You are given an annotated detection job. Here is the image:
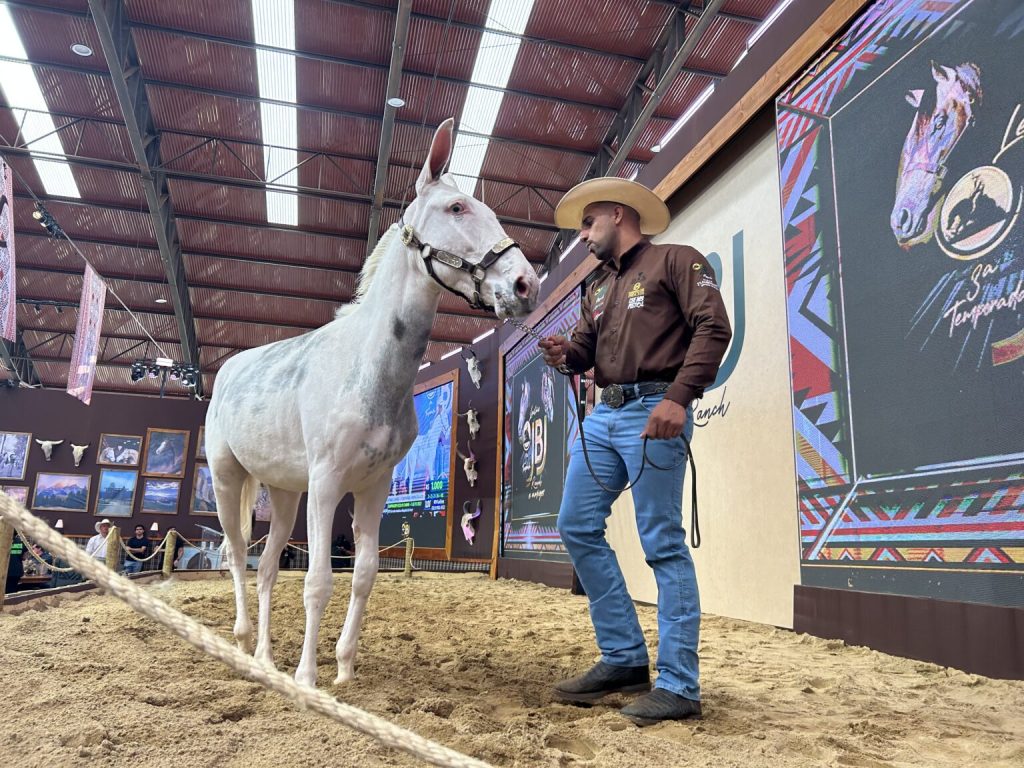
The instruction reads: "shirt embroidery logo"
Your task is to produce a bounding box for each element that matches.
[627,280,645,310]
[592,284,608,320]
[697,274,720,291]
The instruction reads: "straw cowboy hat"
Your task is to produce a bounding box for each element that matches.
[95,518,112,532]
[554,178,670,236]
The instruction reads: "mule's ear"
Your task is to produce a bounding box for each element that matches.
[905,89,924,109]
[416,118,455,194]
[931,61,956,83]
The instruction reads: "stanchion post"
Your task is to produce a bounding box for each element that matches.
[162,530,177,578]
[404,537,413,578]
[105,525,120,572]
[0,519,14,610]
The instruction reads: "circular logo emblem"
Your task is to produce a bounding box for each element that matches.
[938,166,1020,260]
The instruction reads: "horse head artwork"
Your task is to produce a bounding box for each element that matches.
[205,118,539,687]
[891,61,982,248]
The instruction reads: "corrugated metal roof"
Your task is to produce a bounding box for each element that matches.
[135,29,261,96]
[525,0,671,58]
[177,219,367,269]
[148,86,262,143]
[127,0,255,41]
[185,254,357,301]
[8,0,779,395]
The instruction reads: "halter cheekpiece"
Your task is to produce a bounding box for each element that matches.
[400,222,519,312]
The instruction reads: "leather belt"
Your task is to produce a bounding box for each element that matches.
[600,381,671,409]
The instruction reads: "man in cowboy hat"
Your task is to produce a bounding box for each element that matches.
[539,177,731,726]
[85,518,113,561]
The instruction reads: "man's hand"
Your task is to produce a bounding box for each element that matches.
[641,398,687,440]
[538,335,569,368]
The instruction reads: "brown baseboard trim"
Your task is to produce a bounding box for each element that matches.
[496,557,575,589]
[795,585,1024,680]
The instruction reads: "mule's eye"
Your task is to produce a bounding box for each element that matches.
[933,113,947,133]
[449,202,465,214]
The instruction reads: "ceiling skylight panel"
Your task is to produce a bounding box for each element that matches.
[450,0,536,196]
[0,6,80,198]
[251,0,297,226]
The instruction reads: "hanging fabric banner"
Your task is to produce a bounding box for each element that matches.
[0,155,15,342]
[67,264,106,404]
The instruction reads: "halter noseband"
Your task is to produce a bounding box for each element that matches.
[400,223,520,312]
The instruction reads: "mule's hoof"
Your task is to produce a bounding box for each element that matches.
[254,650,276,669]
[333,668,354,685]
[294,668,317,689]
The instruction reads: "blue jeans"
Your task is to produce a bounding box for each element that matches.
[123,560,142,574]
[557,393,700,700]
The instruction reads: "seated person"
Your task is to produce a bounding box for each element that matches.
[6,533,25,594]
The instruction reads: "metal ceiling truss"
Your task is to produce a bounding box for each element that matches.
[543,0,728,271]
[1,333,41,387]
[87,0,203,392]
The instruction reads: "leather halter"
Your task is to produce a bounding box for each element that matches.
[400,222,520,312]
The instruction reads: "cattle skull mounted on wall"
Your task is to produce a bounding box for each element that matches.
[71,443,89,467]
[459,402,480,440]
[462,348,482,389]
[35,439,63,461]
[456,443,478,487]
[461,499,482,545]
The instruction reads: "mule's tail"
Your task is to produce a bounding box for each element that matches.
[239,475,259,546]
[219,475,259,567]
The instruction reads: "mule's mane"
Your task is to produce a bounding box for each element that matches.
[336,224,400,318]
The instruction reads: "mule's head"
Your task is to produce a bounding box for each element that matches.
[405,119,540,319]
[891,62,981,247]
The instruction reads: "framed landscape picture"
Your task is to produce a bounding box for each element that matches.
[1,485,29,505]
[32,473,90,512]
[97,433,143,466]
[190,462,217,516]
[143,428,189,478]
[95,468,139,518]
[196,425,206,460]
[0,431,31,481]
[140,478,181,515]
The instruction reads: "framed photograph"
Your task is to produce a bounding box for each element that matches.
[253,485,271,522]
[94,468,138,518]
[142,428,189,478]
[1,485,29,505]
[190,462,217,516]
[140,478,181,515]
[196,426,206,460]
[0,431,32,481]
[97,433,143,466]
[32,473,91,512]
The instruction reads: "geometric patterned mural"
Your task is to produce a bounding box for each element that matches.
[777,0,1024,603]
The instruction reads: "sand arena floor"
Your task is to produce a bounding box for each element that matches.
[1,572,1022,768]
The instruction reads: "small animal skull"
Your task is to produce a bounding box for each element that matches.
[456,444,478,487]
[460,404,480,440]
[35,439,63,461]
[71,443,89,467]
[461,499,482,545]
[462,349,482,389]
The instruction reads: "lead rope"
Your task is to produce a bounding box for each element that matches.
[504,319,700,549]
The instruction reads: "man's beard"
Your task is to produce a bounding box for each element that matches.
[589,238,614,261]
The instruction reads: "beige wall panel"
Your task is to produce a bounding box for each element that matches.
[605,129,800,628]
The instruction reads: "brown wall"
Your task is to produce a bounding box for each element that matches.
[0,387,310,542]
[416,332,502,561]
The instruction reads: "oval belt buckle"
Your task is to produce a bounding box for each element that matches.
[602,383,624,408]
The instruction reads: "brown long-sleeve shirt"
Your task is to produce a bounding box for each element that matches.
[564,240,732,407]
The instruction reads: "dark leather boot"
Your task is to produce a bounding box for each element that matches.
[552,661,650,703]
[620,688,702,726]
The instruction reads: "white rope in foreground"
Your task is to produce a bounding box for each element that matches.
[0,495,492,768]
